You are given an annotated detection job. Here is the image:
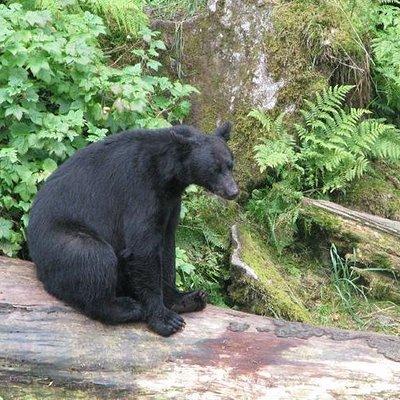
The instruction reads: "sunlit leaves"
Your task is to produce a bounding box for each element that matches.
[0,2,197,256]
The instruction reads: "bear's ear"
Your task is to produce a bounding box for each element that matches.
[169,128,196,156]
[215,121,232,142]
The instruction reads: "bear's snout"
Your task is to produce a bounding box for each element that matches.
[220,178,239,200]
[223,185,239,200]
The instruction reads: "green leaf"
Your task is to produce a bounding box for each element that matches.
[147,60,162,71]
[42,158,57,173]
[25,11,52,27]
[2,196,15,210]
[5,105,26,121]
[152,40,166,50]
[0,88,10,105]
[0,218,13,240]
[28,55,51,76]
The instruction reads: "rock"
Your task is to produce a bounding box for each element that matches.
[1,256,400,399]
[152,0,370,190]
[229,224,311,322]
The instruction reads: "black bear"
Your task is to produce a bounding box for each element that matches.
[27,122,238,336]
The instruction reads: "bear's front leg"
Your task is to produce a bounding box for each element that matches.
[162,202,208,313]
[121,237,185,337]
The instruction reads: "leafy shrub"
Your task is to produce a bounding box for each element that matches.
[0,2,197,256]
[175,247,196,289]
[248,85,400,249]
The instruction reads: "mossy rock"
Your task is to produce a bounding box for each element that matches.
[229,224,311,322]
[154,0,371,190]
[338,162,400,222]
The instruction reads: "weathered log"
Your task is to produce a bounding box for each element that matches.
[1,256,400,399]
[303,198,400,238]
[300,198,400,276]
[229,224,312,322]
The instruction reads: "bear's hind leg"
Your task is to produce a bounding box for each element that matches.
[163,282,207,313]
[35,227,143,325]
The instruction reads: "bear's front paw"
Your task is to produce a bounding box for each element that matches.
[147,310,185,337]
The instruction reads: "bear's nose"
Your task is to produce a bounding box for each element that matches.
[225,185,239,200]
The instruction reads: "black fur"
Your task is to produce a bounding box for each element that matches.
[27,123,238,337]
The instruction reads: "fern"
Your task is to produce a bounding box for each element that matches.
[250,85,400,195]
[83,0,147,36]
[248,85,400,250]
[371,0,400,119]
[248,109,287,138]
[35,0,147,36]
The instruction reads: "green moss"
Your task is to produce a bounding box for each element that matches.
[263,21,328,110]
[353,267,400,304]
[229,225,311,322]
[338,162,400,221]
[299,205,360,253]
[269,0,373,107]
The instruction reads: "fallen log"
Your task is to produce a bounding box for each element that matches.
[300,198,400,276]
[303,198,400,238]
[1,256,400,399]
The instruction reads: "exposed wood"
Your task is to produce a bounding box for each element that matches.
[1,256,400,399]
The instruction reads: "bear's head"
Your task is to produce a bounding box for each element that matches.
[174,122,239,200]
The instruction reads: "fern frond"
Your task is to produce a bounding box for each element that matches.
[248,110,287,138]
[82,0,147,35]
[35,0,147,36]
[252,85,400,197]
[254,137,297,172]
[379,0,400,5]
[372,125,400,161]
[248,109,273,130]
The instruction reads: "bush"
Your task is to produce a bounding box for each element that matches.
[35,0,148,38]
[0,2,197,256]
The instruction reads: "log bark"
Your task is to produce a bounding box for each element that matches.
[1,256,400,399]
